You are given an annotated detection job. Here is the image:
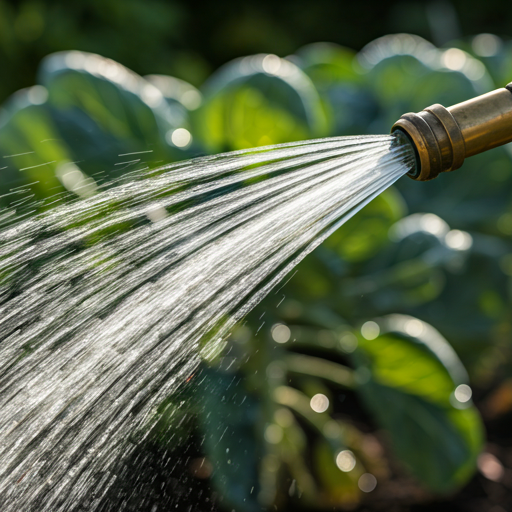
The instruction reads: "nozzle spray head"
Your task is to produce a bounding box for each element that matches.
[392,83,512,181]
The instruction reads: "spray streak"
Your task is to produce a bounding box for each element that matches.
[3,151,36,158]
[0,134,415,510]
[19,161,56,171]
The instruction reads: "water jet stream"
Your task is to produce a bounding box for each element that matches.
[0,134,414,510]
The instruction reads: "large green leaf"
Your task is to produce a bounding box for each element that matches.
[463,35,512,88]
[0,87,72,207]
[354,34,512,225]
[197,367,261,512]
[357,34,493,133]
[38,51,192,180]
[323,186,406,262]
[194,53,328,151]
[293,42,377,136]
[145,74,202,114]
[353,314,484,492]
[295,43,361,85]
[313,438,362,507]
[406,233,512,375]
[340,213,464,314]
[0,53,202,212]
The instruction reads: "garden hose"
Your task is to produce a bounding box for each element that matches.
[392,82,512,181]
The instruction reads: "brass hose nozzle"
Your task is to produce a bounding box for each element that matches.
[392,83,512,180]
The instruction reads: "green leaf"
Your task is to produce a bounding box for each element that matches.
[464,35,512,88]
[38,51,192,179]
[145,74,203,113]
[313,439,362,507]
[0,87,71,207]
[357,34,493,133]
[324,186,406,262]
[359,383,482,492]
[340,213,456,312]
[295,43,361,85]
[197,366,261,512]
[353,314,484,492]
[285,353,356,389]
[293,42,376,136]
[194,54,328,151]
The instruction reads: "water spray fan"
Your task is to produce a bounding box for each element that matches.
[392,82,512,181]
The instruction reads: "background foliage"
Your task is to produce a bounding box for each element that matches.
[1,1,512,511]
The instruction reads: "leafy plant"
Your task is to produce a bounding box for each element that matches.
[1,33,512,510]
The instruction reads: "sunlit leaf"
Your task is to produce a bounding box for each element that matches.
[197,367,262,512]
[324,186,406,262]
[353,314,484,492]
[357,34,493,133]
[313,439,361,507]
[293,42,377,136]
[38,51,192,181]
[194,54,328,151]
[0,87,71,208]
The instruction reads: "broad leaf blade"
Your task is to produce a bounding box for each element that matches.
[353,314,484,492]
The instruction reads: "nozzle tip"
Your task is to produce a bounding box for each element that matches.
[391,104,465,181]
[392,128,420,179]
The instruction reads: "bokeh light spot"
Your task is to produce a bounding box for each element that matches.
[465,60,486,81]
[262,54,282,75]
[27,85,48,105]
[361,321,380,340]
[168,128,192,148]
[445,229,473,250]
[339,332,358,353]
[310,393,329,413]
[442,48,467,71]
[336,450,356,472]
[358,473,377,492]
[56,162,97,198]
[264,424,283,444]
[472,34,502,57]
[271,324,291,344]
[181,89,202,110]
[454,384,472,403]
[146,205,168,223]
[404,319,424,337]
[478,452,504,481]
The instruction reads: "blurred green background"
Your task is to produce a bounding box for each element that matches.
[2,0,512,511]
[1,0,512,104]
